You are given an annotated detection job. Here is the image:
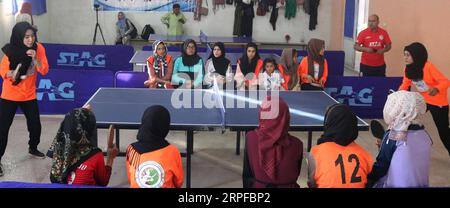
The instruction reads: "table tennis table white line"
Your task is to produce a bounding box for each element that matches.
[214,90,325,122]
[321,91,369,126]
[83,88,102,108]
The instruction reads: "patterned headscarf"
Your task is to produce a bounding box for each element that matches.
[383,91,426,141]
[152,40,169,77]
[48,108,101,184]
[255,96,291,180]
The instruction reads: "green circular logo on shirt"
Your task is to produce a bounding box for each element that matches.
[136,161,165,188]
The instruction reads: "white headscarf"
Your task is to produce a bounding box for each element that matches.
[383,91,426,141]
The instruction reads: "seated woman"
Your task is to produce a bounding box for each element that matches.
[47,107,118,186]
[243,96,303,188]
[204,42,233,89]
[144,40,174,89]
[298,39,328,91]
[234,42,263,90]
[115,12,136,45]
[279,48,299,91]
[126,105,183,188]
[171,39,204,89]
[259,58,285,91]
[307,104,373,188]
[367,91,431,188]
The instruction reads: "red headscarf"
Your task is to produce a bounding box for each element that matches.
[254,96,291,180]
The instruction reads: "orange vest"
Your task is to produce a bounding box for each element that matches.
[126,144,184,188]
[310,142,373,188]
[0,43,49,101]
[237,59,264,87]
[277,64,289,90]
[297,57,328,85]
[399,61,449,106]
[147,55,173,76]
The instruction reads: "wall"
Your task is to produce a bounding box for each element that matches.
[369,0,450,79]
[2,0,345,50]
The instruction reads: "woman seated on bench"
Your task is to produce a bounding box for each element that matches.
[204,42,233,89]
[144,40,174,89]
[171,39,204,89]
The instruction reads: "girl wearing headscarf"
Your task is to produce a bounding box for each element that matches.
[0,22,49,176]
[234,42,263,90]
[126,106,183,188]
[48,108,118,186]
[204,42,233,89]
[145,40,174,89]
[307,104,373,188]
[298,38,328,91]
[115,12,135,45]
[366,91,431,188]
[243,96,303,188]
[399,42,449,156]
[171,39,204,89]
[279,48,299,90]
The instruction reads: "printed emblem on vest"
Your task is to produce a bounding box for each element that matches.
[379,35,384,40]
[135,161,165,188]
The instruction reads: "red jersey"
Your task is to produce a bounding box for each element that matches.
[357,27,391,67]
[66,152,112,186]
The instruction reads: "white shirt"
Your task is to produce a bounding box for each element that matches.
[260,71,284,91]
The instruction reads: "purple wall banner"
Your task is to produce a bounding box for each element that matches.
[325,76,403,119]
[43,43,134,72]
[34,69,114,114]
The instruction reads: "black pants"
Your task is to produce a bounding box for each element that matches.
[0,99,41,160]
[360,64,386,77]
[301,83,323,91]
[427,104,450,156]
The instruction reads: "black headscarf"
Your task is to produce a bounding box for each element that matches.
[181,39,202,67]
[208,42,231,76]
[1,22,38,85]
[317,104,358,147]
[239,42,261,76]
[131,105,171,154]
[48,108,101,183]
[404,42,428,81]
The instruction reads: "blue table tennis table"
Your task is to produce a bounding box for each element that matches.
[85,88,368,188]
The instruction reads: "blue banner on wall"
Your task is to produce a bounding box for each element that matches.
[0,69,113,114]
[35,69,114,114]
[325,76,403,119]
[43,43,134,72]
[12,0,47,15]
[94,0,195,12]
[344,0,356,38]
